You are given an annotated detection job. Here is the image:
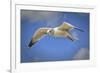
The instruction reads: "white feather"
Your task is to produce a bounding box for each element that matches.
[54,27,58,31]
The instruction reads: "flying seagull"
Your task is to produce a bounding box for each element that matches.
[28,22,84,48]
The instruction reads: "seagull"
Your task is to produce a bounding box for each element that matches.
[28,22,84,48]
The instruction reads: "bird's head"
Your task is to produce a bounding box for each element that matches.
[47,28,54,35]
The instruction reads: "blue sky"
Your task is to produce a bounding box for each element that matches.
[21,10,90,63]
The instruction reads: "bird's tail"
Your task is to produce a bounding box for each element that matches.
[74,27,84,32]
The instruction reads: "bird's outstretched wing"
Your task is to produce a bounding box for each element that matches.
[57,22,74,31]
[58,22,84,32]
[28,28,51,48]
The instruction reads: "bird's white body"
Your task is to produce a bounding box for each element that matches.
[52,28,67,37]
[28,22,83,48]
[53,27,58,32]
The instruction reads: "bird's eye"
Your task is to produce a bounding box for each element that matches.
[49,30,53,33]
[49,30,52,32]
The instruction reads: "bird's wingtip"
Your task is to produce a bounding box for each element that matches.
[28,40,37,48]
[28,40,33,48]
[74,27,84,32]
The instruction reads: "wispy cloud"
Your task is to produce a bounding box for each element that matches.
[73,48,89,60]
[21,10,64,27]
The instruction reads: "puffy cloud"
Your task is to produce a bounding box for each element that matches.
[73,48,89,60]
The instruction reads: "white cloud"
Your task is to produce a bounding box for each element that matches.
[21,10,64,27]
[73,48,89,60]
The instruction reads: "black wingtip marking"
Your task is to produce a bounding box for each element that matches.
[28,40,37,48]
[28,40,33,48]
